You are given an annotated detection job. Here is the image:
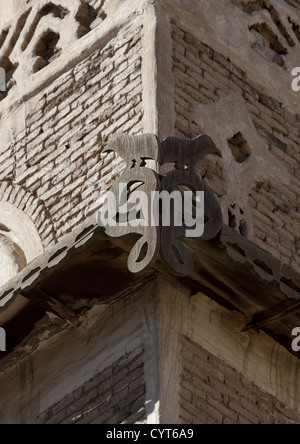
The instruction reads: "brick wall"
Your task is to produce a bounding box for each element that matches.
[179,336,299,424]
[172,22,300,272]
[0,24,143,248]
[36,345,146,424]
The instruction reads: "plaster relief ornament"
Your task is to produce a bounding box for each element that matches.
[98,133,223,276]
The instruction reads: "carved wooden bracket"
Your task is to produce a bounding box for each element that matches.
[99,133,223,276]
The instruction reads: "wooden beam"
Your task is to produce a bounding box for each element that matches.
[242,299,300,332]
[21,288,78,325]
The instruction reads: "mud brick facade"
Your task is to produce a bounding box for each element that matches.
[172,22,300,271]
[179,337,299,425]
[0,0,300,425]
[36,345,146,425]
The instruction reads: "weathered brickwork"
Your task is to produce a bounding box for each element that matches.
[0,25,143,248]
[172,22,300,271]
[179,336,299,424]
[36,345,146,424]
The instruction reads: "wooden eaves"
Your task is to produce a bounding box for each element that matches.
[0,213,300,357]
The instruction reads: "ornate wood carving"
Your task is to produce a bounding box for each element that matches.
[99,132,223,276]
[102,133,161,274]
[160,135,223,275]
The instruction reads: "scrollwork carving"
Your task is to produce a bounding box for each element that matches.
[98,133,223,276]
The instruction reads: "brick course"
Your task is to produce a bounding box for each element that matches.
[0,25,143,249]
[36,345,146,424]
[172,22,300,271]
[179,336,299,424]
